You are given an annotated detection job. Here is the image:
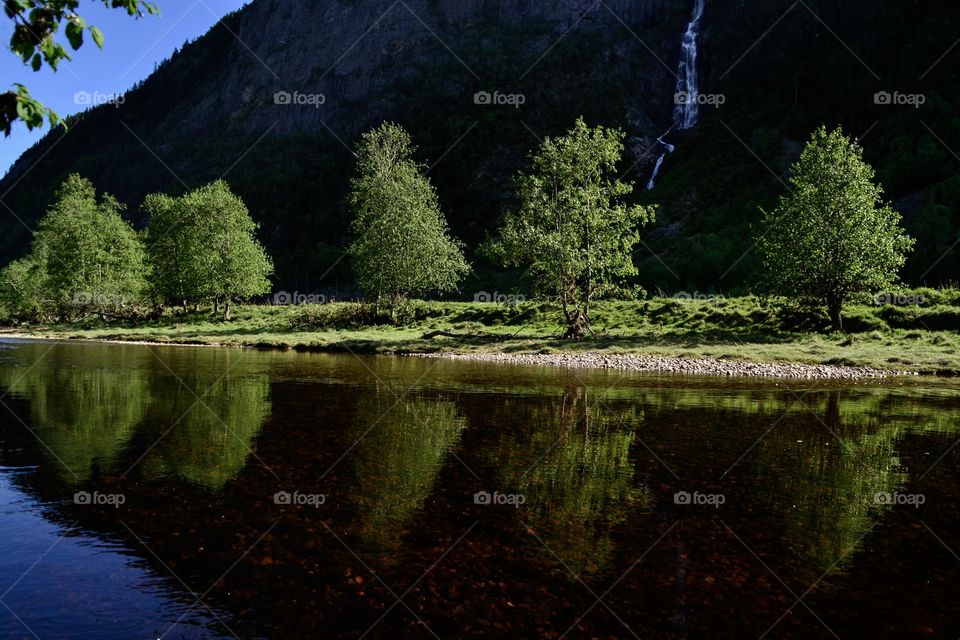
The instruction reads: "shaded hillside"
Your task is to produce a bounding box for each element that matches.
[3,0,960,294]
[644,0,960,291]
[0,0,685,292]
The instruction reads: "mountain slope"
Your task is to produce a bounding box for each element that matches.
[3,0,960,294]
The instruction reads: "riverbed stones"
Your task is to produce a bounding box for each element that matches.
[415,352,910,380]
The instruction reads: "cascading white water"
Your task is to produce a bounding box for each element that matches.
[645,154,667,191]
[645,136,675,190]
[647,0,705,190]
[673,0,705,130]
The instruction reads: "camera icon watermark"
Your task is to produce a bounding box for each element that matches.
[73,490,126,508]
[874,91,925,108]
[274,91,326,108]
[673,490,725,508]
[274,490,326,507]
[474,490,526,508]
[874,491,924,508]
[72,292,126,306]
[473,90,526,109]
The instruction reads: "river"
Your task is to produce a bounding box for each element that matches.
[0,339,957,638]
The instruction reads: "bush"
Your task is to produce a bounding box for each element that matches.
[288,302,424,330]
[289,304,375,330]
[841,308,886,333]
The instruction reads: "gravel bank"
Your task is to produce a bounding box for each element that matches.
[416,352,912,379]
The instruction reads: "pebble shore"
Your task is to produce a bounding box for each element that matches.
[417,351,912,380]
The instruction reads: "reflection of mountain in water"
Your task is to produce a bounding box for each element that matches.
[351,394,466,549]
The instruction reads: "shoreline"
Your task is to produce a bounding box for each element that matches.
[0,330,915,380]
[0,331,224,349]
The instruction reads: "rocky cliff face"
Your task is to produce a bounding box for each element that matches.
[162,0,682,140]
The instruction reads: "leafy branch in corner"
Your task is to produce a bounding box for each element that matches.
[1,0,159,135]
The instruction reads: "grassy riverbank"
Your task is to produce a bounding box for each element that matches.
[4,295,960,375]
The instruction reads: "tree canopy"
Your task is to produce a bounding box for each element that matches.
[144,180,273,318]
[757,126,915,331]
[488,117,655,338]
[348,122,469,308]
[0,173,148,320]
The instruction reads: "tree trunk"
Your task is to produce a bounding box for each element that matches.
[223,301,231,321]
[562,308,590,340]
[827,296,843,332]
[825,391,841,430]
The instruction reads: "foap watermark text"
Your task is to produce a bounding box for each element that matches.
[474,291,525,305]
[674,490,725,508]
[474,490,525,508]
[474,90,525,108]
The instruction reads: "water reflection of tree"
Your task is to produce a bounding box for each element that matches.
[0,346,273,491]
[351,394,466,549]
[139,366,271,491]
[0,351,151,482]
[756,391,909,573]
[491,387,648,576]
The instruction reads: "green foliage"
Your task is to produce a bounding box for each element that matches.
[0,83,61,134]
[0,255,43,319]
[0,173,148,320]
[141,351,271,490]
[0,345,153,482]
[757,127,915,331]
[348,122,470,306]
[2,0,159,134]
[351,395,466,549]
[141,192,195,306]
[488,117,655,339]
[144,180,273,318]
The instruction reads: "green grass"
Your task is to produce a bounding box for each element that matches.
[5,295,960,375]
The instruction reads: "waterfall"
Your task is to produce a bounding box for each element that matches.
[645,137,675,190]
[647,0,705,190]
[673,0,706,130]
[646,154,667,191]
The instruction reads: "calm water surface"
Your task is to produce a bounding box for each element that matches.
[0,338,958,639]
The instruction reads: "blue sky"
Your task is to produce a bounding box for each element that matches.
[0,0,251,174]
